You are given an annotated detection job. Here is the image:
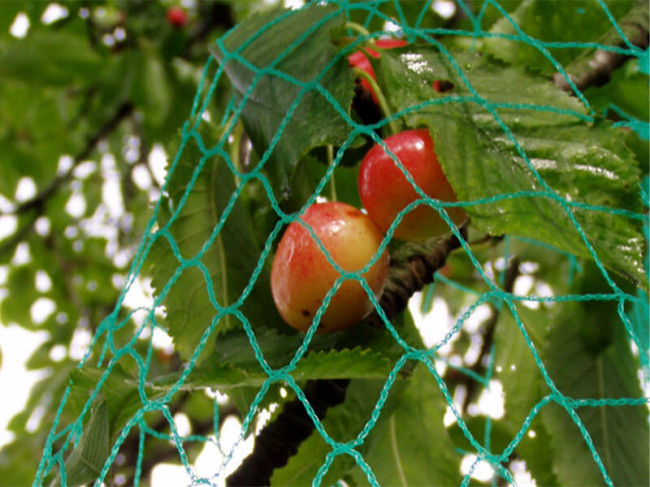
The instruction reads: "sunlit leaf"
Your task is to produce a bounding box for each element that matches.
[375,46,646,290]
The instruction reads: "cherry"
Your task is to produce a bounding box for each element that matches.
[271,202,389,333]
[166,6,187,27]
[348,38,407,103]
[358,129,466,241]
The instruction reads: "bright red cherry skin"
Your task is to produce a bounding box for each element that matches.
[358,129,466,241]
[166,6,187,27]
[348,39,407,103]
[271,202,389,333]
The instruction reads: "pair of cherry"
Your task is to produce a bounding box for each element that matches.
[271,38,465,333]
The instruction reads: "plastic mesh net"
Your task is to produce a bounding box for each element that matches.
[35,1,649,486]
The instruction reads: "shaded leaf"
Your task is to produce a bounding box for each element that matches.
[56,401,110,487]
[179,347,394,390]
[270,378,407,487]
[492,305,558,485]
[209,4,354,202]
[269,312,425,485]
[149,127,281,363]
[540,263,649,486]
[347,365,462,486]
[0,30,104,86]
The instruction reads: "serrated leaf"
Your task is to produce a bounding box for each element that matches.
[483,0,638,75]
[184,347,394,390]
[209,4,354,202]
[67,365,144,435]
[539,263,649,486]
[269,312,424,485]
[149,128,282,363]
[291,348,394,381]
[375,46,646,290]
[201,306,423,379]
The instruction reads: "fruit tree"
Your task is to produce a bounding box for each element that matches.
[0,1,648,486]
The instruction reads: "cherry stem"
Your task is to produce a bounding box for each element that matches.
[344,21,371,38]
[353,67,399,135]
[229,119,243,180]
[327,144,337,201]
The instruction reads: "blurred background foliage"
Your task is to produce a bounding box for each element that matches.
[0,1,286,483]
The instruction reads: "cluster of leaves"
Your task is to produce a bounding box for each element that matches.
[1,1,648,486]
[146,1,648,485]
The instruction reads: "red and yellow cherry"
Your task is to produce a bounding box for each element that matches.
[271,202,389,333]
[166,6,188,27]
[358,129,466,241]
[348,38,407,103]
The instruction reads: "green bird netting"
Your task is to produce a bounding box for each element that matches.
[35,0,649,486]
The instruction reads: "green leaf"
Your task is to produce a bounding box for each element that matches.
[172,311,421,390]
[0,2,24,37]
[0,30,104,86]
[0,264,37,327]
[131,51,172,128]
[0,432,48,486]
[269,312,425,485]
[585,60,650,122]
[207,305,422,378]
[0,82,81,194]
[492,305,559,485]
[181,347,394,390]
[347,365,462,486]
[209,5,354,202]
[67,364,150,438]
[483,0,639,75]
[375,46,646,290]
[56,401,110,487]
[540,263,649,486]
[149,127,282,363]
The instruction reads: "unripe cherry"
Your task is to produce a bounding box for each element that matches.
[271,202,389,333]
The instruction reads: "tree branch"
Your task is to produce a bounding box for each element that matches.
[553,2,649,92]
